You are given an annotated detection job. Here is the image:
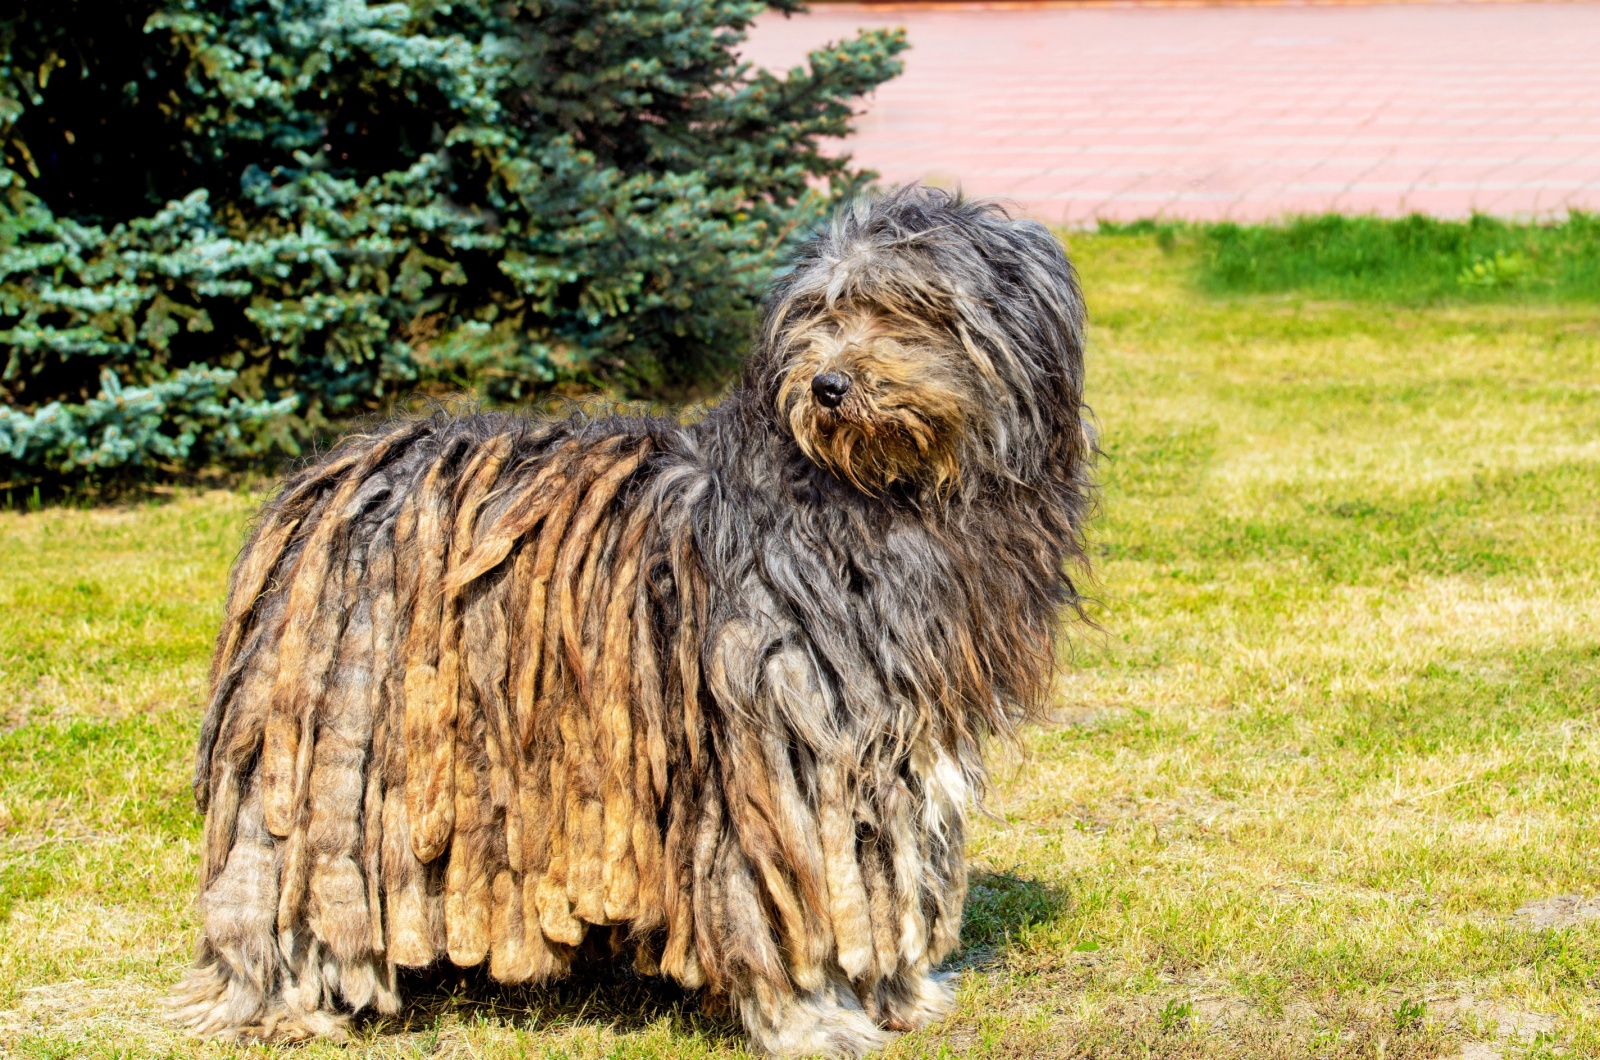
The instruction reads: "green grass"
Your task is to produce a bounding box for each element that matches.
[3,223,1599,1057]
[1106,212,1600,303]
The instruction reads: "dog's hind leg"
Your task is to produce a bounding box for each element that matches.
[736,969,892,1059]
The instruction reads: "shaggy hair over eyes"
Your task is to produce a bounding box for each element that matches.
[172,186,1094,1057]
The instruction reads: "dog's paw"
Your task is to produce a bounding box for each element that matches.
[740,986,894,1058]
[882,971,956,1033]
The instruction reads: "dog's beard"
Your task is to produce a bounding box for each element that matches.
[774,311,971,494]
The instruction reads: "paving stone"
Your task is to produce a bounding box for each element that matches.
[744,2,1600,222]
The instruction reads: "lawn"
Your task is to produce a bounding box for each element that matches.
[2,221,1598,1058]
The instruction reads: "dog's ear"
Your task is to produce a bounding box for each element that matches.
[1006,217,1087,379]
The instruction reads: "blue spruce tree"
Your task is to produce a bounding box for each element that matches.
[0,0,904,483]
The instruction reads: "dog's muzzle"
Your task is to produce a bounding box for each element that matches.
[811,371,852,408]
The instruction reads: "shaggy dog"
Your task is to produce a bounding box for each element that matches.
[173,186,1093,1057]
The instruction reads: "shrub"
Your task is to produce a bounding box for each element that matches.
[0,0,905,485]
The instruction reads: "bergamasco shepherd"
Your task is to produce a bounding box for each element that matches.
[174,186,1094,1056]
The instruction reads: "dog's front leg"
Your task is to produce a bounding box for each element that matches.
[736,970,892,1059]
[862,968,958,1033]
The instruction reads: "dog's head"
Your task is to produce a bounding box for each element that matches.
[751,186,1087,496]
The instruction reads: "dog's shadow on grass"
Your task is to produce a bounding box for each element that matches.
[953,868,1070,969]
[365,953,743,1048]
[354,869,1063,1046]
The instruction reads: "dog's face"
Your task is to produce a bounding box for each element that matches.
[772,302,975,494]
[755,188,1087,498]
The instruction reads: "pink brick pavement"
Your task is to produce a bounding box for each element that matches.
[742,2,1600,223]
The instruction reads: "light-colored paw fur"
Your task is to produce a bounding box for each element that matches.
[881,970,956,1033]
[167,959,269,1039]
[740,974,895,1058]
[167,957,351,1043]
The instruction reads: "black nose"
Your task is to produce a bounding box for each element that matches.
[811,371,852,408]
